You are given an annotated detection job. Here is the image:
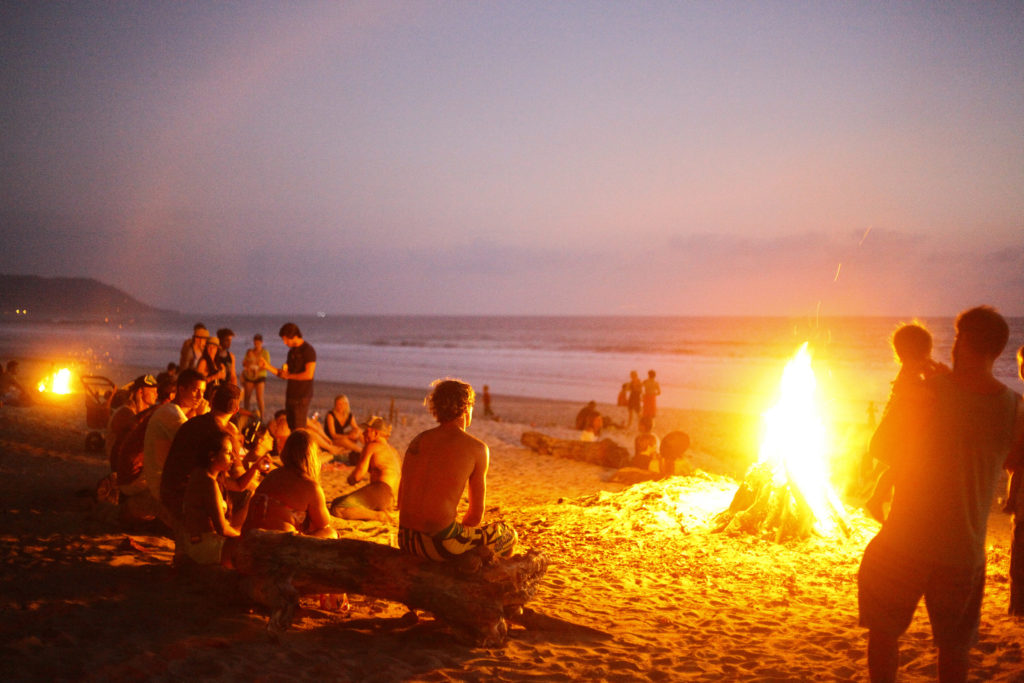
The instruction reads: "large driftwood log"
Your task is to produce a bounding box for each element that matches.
[521,431,629,468]
[233,531,548,646]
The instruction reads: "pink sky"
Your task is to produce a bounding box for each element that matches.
[2,2,1021,316]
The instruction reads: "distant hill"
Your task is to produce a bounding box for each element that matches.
[0,274,173,321]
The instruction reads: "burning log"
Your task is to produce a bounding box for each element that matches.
[520,431,629,468]
[711,463,813,542]
[233,531,548,646]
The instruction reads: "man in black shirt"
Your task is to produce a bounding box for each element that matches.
[262,322,317,430]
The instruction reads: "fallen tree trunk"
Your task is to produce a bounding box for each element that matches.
[521,431,629,468]
[233,531,548,646]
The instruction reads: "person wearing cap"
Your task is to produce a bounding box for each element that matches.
[242,333,271,419]
[330,416,400,522]
[397,379,517,560]
[106,374,158,471]
[178,323,210,371]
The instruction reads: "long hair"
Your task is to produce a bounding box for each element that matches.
[280,429,320,483]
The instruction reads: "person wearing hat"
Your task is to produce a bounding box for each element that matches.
[178,323,210,371]
[106,374,158,471]
[242,334,271,419]
[329,416,400,522]
[195,334,226,396]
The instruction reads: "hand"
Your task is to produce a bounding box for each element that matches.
[347,471,360,486]
[257,455,273,473]
[257,358,269,369]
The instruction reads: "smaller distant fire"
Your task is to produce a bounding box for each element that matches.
[38,368,73,395]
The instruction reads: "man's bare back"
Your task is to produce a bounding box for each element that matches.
[398,421,489,534]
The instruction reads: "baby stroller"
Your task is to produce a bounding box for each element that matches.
[80,375,115,452]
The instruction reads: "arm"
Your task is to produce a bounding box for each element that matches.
[226,352,237,385]
[205,476,240,537]
[280,361,315,382]
[306,484,337,539]
[348,443,374,485]
[462,443,489,527]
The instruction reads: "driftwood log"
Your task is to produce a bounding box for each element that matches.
[521,431,629,468]
[233,531,548,646]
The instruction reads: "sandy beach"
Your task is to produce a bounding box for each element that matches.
[2,360,1023,682]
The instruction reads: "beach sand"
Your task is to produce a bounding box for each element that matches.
[2,362,1023,681]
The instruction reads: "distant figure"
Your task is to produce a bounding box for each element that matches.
[242,333,270,419]
[857,306,1023,683]
[261,322,316,430]
[330,416,400,522]
[641,370,660,420]
[863,323,949,523]
[482,385,495,418]
[659,431,691,478]
[397,379,517,560]
[0,360,33,406]
[178,323,209,371]
[244,430,337,539]
[632,415,659,470]
[178,431,247,567]
[575,400,603,439]
[627,370,642,429]
[1004,344,1024,617]
[324,394,364,462]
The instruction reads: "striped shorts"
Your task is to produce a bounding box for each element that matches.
[398,520,517,561]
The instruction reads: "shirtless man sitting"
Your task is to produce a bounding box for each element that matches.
[397,379,517,560]
[330,416,399,522]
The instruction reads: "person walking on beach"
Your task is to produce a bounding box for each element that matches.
[641,370,660,420]
[627,370,642,429]
[857,306,1023,683]
[261,322,316,430]
[397,379,517,560]
[242,334,270,419]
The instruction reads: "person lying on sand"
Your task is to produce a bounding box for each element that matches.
[397,379,516,560]
[268,409,342,459]
[243,429,336,539]
[178,431,248,568]
[330,416,399,522]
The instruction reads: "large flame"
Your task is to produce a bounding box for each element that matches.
[38,368,73,394]
[758,343,844,532]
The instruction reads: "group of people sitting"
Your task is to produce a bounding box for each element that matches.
[99,324,519,572]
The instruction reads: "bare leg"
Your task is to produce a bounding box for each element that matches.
[243,381,253,413]
[867,631,899,683]
[255,382,265,420]
[937,645,969,683]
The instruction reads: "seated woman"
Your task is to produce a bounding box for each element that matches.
[324,395,364,463]
[178,432,249,567]
[244,430,337,539]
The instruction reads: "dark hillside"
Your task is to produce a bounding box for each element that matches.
[0,274,172,321]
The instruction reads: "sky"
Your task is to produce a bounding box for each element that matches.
[2,1,1022,317]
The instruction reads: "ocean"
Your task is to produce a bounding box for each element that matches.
[3,314,1022,422]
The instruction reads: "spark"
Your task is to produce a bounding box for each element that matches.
[833,263,842,282]
[858,226,872,246]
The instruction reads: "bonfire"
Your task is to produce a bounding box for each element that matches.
[714,344,850,542]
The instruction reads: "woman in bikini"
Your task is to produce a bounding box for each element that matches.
[243,429,337,539]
